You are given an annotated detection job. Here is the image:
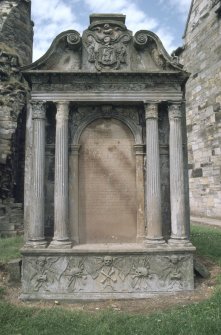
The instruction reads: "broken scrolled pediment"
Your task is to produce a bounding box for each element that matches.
[23,30,82,71]
[133,30,182,71]
[23,14,184,73]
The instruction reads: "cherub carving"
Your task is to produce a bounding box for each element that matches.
[161,255,189,290]
[28,257,59,292]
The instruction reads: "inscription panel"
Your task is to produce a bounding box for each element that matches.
[79,118,136,243]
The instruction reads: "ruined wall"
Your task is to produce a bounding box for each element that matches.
[0,0,33,65]
[0,0,33,235]
[179,0,221,219]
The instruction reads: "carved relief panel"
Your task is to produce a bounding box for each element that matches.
[22,253,194,297]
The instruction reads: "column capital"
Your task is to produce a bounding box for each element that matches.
[70,144,81,155]
[134,144,145,155]
[144,102,159,120]
[168,102,182,119]
[56,101,69,121]
[31,101,46,120]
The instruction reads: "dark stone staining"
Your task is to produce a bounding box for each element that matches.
[186,124,192,132]
[0,155,13,199]
[213,102,220,113]
[192,168,203,178]
[13,108,26,203]
[188,164,193,170]
[215,111,221,122]
[200,162,212,167]
[46,105,56,145]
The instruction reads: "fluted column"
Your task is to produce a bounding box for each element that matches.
[27,101,47,247]
[168,102,188,243]
[144,102,164,244]
[50,102,71,248]
[134,144,145,242]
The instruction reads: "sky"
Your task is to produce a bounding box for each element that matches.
[31,0,192,61]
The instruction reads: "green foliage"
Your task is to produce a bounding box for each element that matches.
[0,292,220,335]
[190,225,221,265]
[0,287,6,300]
[0,236,23,263]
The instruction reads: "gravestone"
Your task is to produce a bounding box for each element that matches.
[20,14,195,301]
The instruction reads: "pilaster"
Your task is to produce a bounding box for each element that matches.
[134,144,145,242]
[69,144,81,245]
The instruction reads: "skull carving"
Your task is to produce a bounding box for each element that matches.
[103,256,113,266]
[135,267,149,277]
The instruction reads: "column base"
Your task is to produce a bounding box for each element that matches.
[168,237,192,247]
[24,240,48,249]
[144,237,165,246]
[49,239,72,249]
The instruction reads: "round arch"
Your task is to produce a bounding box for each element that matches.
[72,113,143,145]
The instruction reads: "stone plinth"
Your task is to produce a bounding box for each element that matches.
[21,245,195,301]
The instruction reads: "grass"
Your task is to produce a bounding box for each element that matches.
[190,224,221,265]
[0,235,23,263]
[0,225,220,334]
[0,291,220,335]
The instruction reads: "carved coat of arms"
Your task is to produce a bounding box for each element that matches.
[84,22,131,71]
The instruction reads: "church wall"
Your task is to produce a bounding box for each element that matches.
[180,0,221,219]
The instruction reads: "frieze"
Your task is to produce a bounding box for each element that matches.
[22,253,194,295]
[29,73,182,87]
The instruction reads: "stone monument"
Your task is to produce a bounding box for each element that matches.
[21,14,195,300]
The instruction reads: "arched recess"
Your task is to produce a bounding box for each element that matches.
[69,110,144,244]
[69,111,145,244]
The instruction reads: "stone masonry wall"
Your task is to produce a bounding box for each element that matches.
[0,0,33,235]
[0,0,33,65]
[180,0,221,219]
